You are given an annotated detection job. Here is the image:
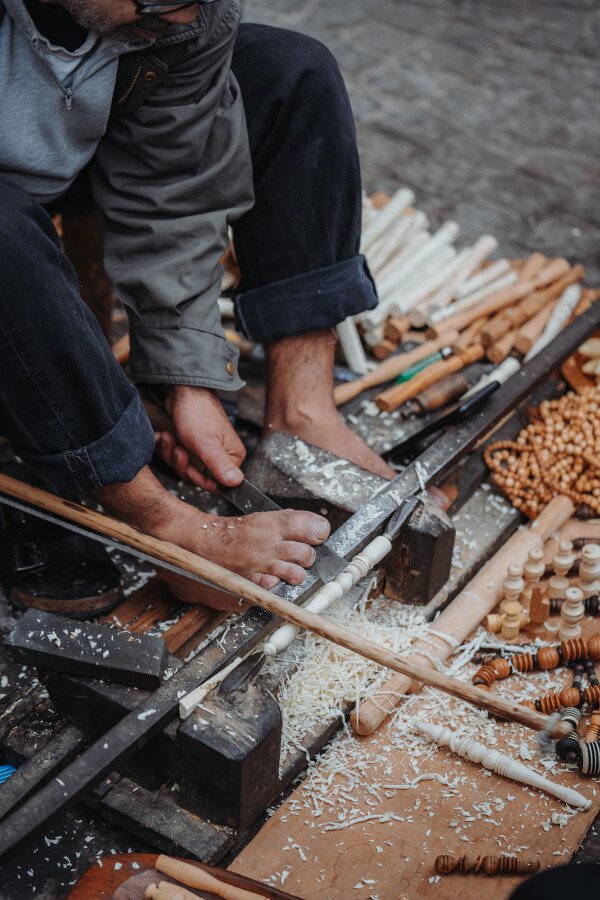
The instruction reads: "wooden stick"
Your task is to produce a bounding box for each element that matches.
[350,495,574,735]
[425,234,498,313]
[333,329,459,405]
[480,266,584,348]
[454,316,487,351]
[372,338,397,360]
[429,270,517,328]
[514,299,558,355]
[0,473,571,739]
[336,318,369,374]
[486,327,517,364]
[383,315,411,343]
[375,344,484,412]
[146,884,201,900]
[156,856,264,900]
[428,258,570,338]
[524,283,582,360]
[454,258,511,299]
[518,251,547,280]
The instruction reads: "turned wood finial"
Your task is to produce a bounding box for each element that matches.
[501,564,525,612]
[435,854,540,876]
[579,544,600,599]
[501,600,527,642]
[559,586,585,641]
[549,541,576,601]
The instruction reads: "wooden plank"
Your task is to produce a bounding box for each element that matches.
[102,578,173,628]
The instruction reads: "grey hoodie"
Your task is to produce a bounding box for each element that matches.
[0,0,252,392]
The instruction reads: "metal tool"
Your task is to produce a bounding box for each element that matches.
[385,379,501,465]
[219,477,348,583]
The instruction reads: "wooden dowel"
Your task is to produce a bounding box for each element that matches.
[350,494,575,735]
[454,258,511,299]
[486,328,517,364]
[156,856,263,900]
[429,258,570,338]
[372,338,397,360]
[146,883,201,900]
[519,251,547,280]
[0,474,571,739]
[375,344,484,412]
[454,316,487,351]
[333,330,459,405]
[425,234,498,313]
[480,265,584,347]
[514,300,557,355]
[383,315,411,343]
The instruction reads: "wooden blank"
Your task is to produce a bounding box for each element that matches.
[333,329,459,405]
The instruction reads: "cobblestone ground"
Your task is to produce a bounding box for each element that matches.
[244,0,600,282]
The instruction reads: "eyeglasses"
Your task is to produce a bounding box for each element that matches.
[133,0,218,16]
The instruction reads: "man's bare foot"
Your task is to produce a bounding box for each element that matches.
[264,330,396,480]
[94,467,330,609]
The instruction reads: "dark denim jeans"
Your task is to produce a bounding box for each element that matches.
[0,24,377,497]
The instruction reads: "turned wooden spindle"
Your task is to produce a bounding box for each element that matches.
[559,586,585,641]
[549,541,576,601]
[500,564,525,613]
[555,706,581,763]
[416,722,591,808]
[579,740,600,776]
[435,854,540,876]
[579,544,600,599]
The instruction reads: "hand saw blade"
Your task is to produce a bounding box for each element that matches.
[219,478,348,583]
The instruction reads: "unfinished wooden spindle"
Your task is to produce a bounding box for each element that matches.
[579,544,600,599]
[416,722,591,808]
[263,536,392,658]
[435,854,540,876]
[559,586,585,641]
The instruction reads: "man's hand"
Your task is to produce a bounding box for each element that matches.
[156,385,246,491]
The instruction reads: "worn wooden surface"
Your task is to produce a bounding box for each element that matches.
[231,615,600,899]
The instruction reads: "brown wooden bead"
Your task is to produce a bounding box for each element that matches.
[561,637,589,664]
[588,634,600,660]
[473,665,497,688]
[584,710,600,742]
[490,657,512,678]
[511,652,536,673]
[536,647,560,670]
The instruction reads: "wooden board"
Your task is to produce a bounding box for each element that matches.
[231,616,600,899]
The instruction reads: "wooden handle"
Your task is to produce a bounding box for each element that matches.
[413,372,469,414]
[333,329,459,405]
[375,344,484,412]
[383,315,410,343]
[156,856,264,900]
[430,258,570,338]
[350,494,575,735]
[0,474,572,739]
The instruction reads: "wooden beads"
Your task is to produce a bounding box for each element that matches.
[579,740,600,776]
[484,387,600,519]
[435,854,540,876]
[523,683,600,714]
[472,634,600,687]
[555,707,581,763]
[584,709,600,742]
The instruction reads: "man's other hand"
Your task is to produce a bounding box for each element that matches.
[156,385,246,491]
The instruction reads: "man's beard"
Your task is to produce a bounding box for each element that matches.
[60,0,170,42]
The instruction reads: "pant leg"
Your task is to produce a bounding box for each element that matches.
[230,24,377,343]
[0,175,154,497]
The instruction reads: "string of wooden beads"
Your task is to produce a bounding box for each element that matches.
[484,386,600,519]
[579,740,600,776]
[522,682,600,714]
[435,855,540,876]
[472,634,600,687]
[584,709,600,742]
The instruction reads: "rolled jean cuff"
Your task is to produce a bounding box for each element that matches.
[233,254,378,342]
[18,392,155,498]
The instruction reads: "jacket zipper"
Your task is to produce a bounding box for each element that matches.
[116,61,142,105]
[63,87,73,110]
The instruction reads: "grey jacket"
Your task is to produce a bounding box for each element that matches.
[3,0,252,391]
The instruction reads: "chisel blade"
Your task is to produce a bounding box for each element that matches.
[219,478,348,583]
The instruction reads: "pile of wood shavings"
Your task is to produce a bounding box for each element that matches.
[264,589,431,764]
